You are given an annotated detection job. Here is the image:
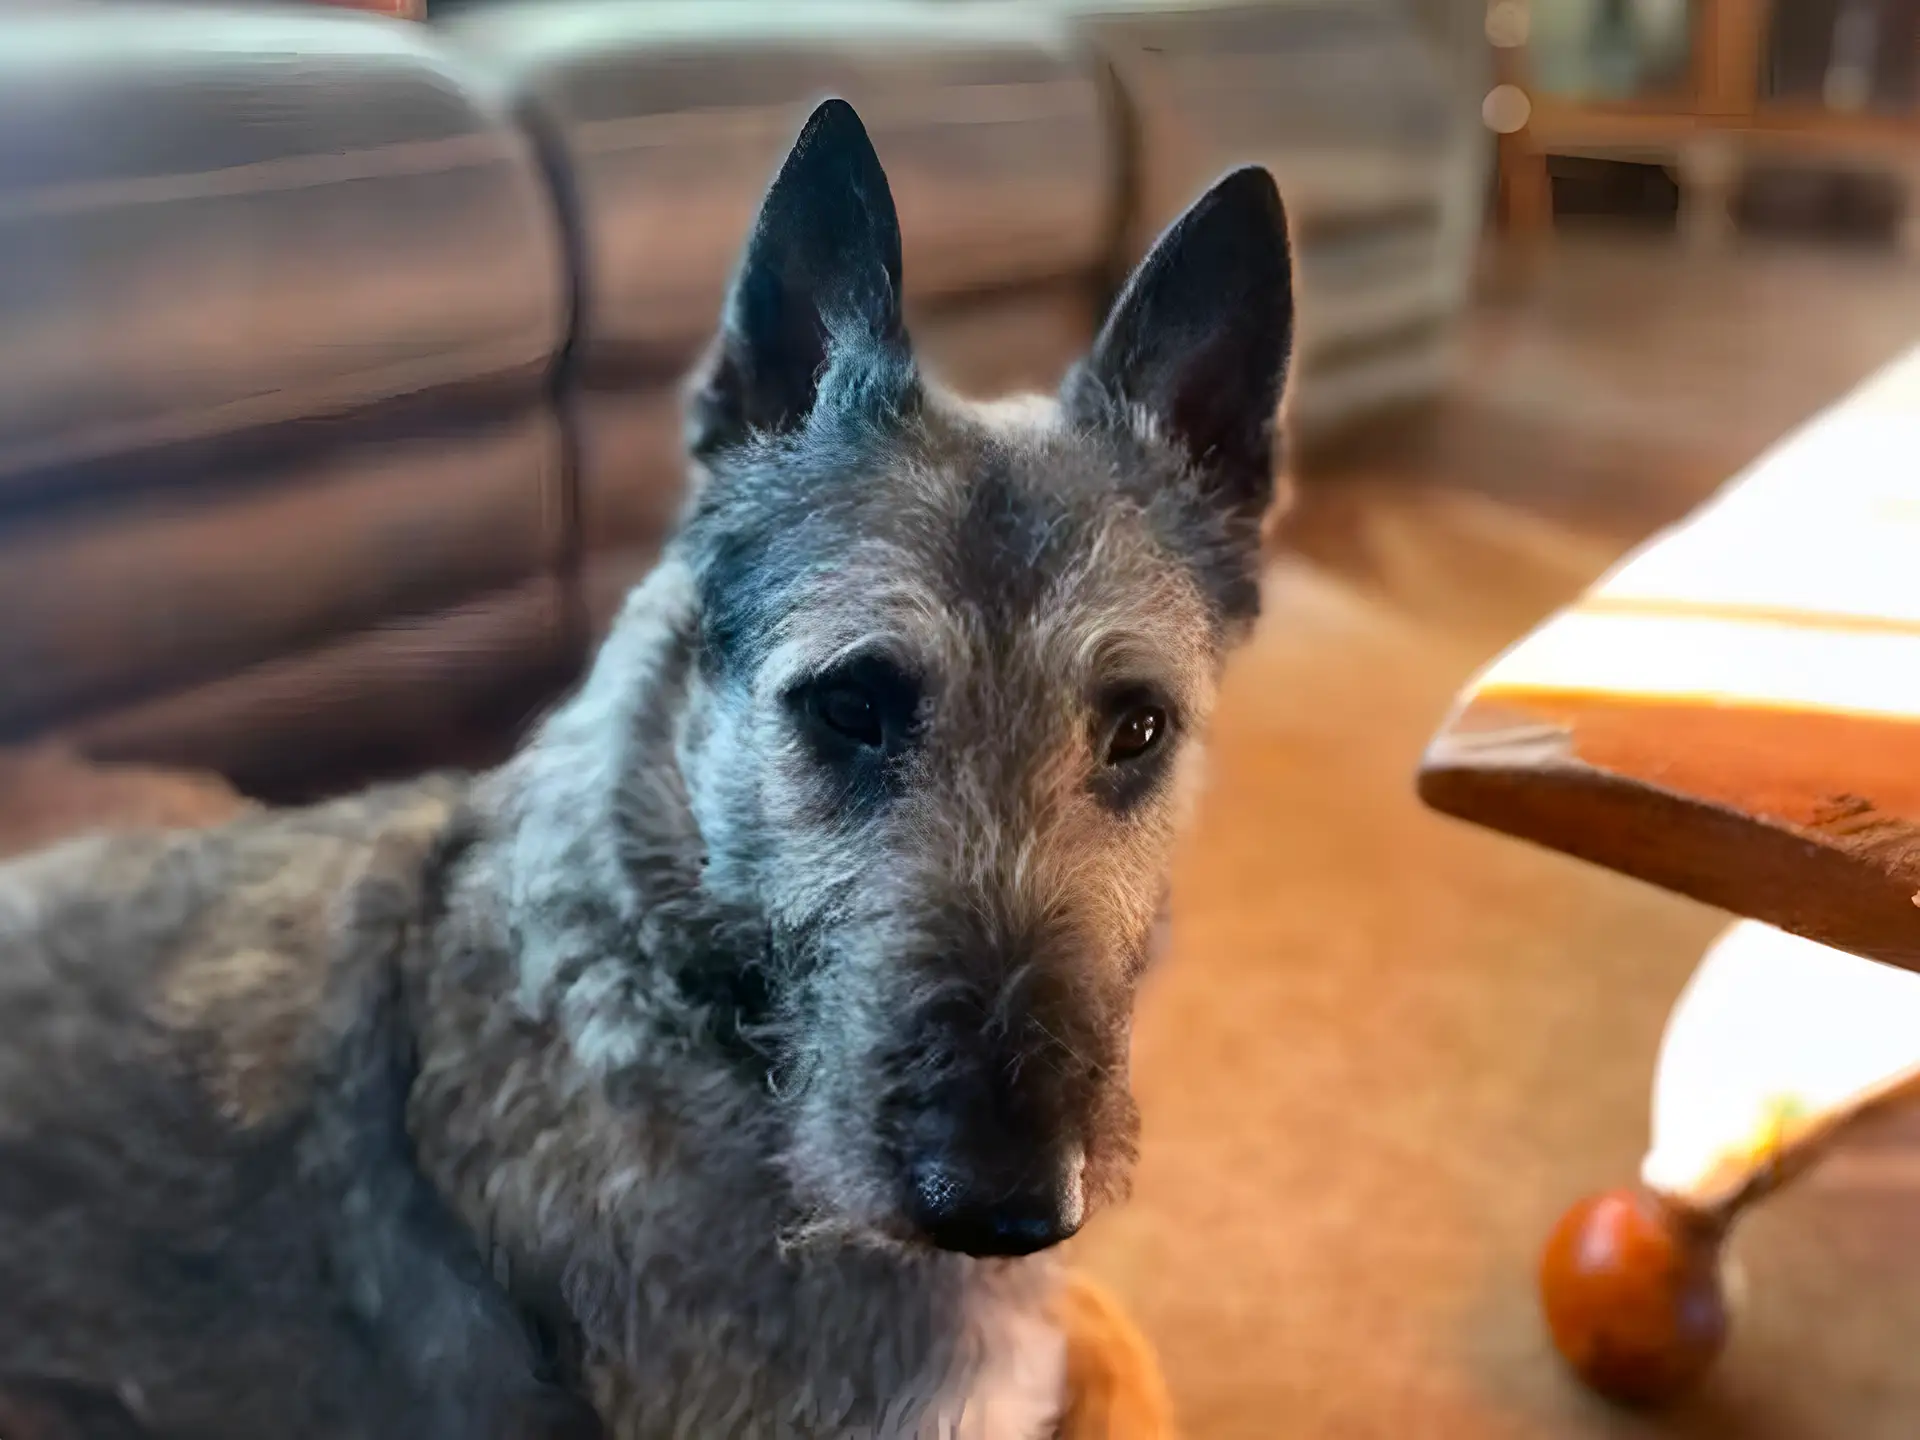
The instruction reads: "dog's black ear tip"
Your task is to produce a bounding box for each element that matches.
[790,97,878,169]
[1195,165,1290,262]
[768,96,894,240]
[1210,164,1282,210]
[801,96,865,135]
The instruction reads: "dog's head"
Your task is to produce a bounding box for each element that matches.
[675,101,1291,1258]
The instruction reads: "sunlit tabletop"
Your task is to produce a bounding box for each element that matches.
[1420,344,1920,972]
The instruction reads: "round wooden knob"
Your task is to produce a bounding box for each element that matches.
[1538,1188,1728,1406]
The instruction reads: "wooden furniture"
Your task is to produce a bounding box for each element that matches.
[1419,341,1920,1402]
[1492,0,1920,251]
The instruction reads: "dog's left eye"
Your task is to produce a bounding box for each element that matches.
[1104,705,1168,765]
[813,685,885,749]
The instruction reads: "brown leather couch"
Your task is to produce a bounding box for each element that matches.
[0,0,1482,798]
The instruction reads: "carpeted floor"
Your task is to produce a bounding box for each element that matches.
[1070,237,1920,1438]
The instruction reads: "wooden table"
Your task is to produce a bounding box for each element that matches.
[1419,342,1920,1403]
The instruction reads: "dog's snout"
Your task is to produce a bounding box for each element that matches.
[906,1151,1086,1258]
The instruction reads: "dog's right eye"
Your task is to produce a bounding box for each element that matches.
[812,684,886,749]
[815,686,884,748]
[794,654,922,766]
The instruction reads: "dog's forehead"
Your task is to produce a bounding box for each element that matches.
[779,399,1217,688]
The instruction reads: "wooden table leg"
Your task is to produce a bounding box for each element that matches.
[1899,164,1920,262]
[1500,135,1555,241]
[1539,1188,1729,1405]
[1538,921,1920,1406]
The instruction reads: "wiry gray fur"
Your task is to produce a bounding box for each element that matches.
[0,100,1292,1439]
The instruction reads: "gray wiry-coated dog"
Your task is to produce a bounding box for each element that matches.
[0,100,1292,1439]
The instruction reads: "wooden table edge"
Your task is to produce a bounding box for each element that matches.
[1417,734,1920,972]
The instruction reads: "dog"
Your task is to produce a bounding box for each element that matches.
[0,99,1292,1438]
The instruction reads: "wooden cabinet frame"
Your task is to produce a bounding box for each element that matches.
[1494,0,1920,249]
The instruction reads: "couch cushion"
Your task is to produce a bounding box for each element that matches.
[911,281,1099,401]
[1053,0,1483,438]
[0,412,564,739]
[0,3,565,492]
[440,0,1111,365]
[1056,0,1460,243]
[64,576,573,793]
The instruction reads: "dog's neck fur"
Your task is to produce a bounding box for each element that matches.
[403,559,1066,1439]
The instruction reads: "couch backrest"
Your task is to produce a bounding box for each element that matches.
[437,0,1117,632]
[0,0,1478,794]
[0,4,569,752]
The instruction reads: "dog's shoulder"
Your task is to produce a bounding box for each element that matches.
[0,775,608,1440]
[0,775,471,1135]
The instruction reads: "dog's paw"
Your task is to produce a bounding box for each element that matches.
[1050,1271,1176,1440]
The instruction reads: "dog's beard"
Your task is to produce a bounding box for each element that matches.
[774,1206,921,1260]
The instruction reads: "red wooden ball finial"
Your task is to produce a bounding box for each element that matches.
[1538,1188,1729,1406]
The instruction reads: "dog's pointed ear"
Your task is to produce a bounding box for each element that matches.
[688,99,914,459]
[1063,167,1292,518]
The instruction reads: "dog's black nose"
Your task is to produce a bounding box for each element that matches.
[906,1158,1085,1258]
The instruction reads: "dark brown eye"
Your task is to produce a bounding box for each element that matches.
[1105,705,1167,765]
[815,685,884,748]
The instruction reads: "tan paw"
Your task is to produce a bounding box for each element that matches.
[1052,1269,1176,1440]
